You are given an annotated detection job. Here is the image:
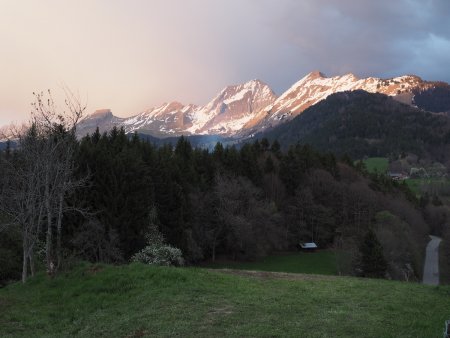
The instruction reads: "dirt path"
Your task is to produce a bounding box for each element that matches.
[423,235,442,286]
[210,268,337,281]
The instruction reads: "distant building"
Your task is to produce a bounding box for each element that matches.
[388,172,409,181]
[299,242,318,252]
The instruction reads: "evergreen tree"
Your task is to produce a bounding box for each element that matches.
[92,127,101,144]
[270,140,281,155]
[213,142,224,163]
[359,229,388,278]
[260,138,270,152]
[239,143,262,186]
[264,156,275,174]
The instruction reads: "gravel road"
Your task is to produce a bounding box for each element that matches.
[423,235,442,285]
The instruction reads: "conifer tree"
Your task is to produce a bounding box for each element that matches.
[359,229,388,278]
[260,138,270,152]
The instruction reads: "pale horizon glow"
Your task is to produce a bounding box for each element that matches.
[1,0,449,126]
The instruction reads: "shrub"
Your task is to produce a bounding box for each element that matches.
[131,244,184,266]
[131,206,184,266]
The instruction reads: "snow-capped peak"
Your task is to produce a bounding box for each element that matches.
[185,79,277,135]
[305,70,327,80]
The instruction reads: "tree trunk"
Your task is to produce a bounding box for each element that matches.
[56,191,64,270]
[29,251,35,277]
[46,216,52,271]
[285,224,289,243]
[22,232,28,283]
[45,173,54,277]
[212,236,216,262]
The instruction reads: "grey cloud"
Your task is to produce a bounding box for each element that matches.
[258,0,450,89]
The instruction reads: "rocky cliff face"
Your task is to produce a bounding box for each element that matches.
[77,109,124,138]
[187,79,277,135]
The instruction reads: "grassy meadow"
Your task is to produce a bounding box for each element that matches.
[404,177,450,196]
[362,157,389,174]
[1,263,449,337]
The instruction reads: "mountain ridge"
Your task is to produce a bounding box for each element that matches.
[77,72,450,138]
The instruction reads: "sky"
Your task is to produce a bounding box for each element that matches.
[1,0,450,126]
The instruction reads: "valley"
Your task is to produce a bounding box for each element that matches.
[2,73,450,290]
[2,1,450,336]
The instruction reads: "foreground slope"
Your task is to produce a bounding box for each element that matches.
[1,263,449,337]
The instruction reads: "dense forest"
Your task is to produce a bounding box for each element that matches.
[2,125,445,285]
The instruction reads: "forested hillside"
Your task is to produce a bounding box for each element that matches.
[260,90,450,160]
[413,84,450,113]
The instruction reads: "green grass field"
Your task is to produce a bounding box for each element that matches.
[362,157,389,174]
[1,263,449,337]
[206,251,338,275]
[404,178,450,196]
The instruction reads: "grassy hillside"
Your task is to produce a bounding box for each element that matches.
[1,263,449,337]
[405,178,450,196]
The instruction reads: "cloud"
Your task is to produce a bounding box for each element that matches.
[264,0,450,80]
[0,0,449,125]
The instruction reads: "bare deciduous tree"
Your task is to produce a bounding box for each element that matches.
[0,89,88,282]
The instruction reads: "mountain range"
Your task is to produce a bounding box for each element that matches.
[72,71,450,139]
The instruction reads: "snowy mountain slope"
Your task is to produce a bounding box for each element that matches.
[187,79,276,135]
[122,102,198,137]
